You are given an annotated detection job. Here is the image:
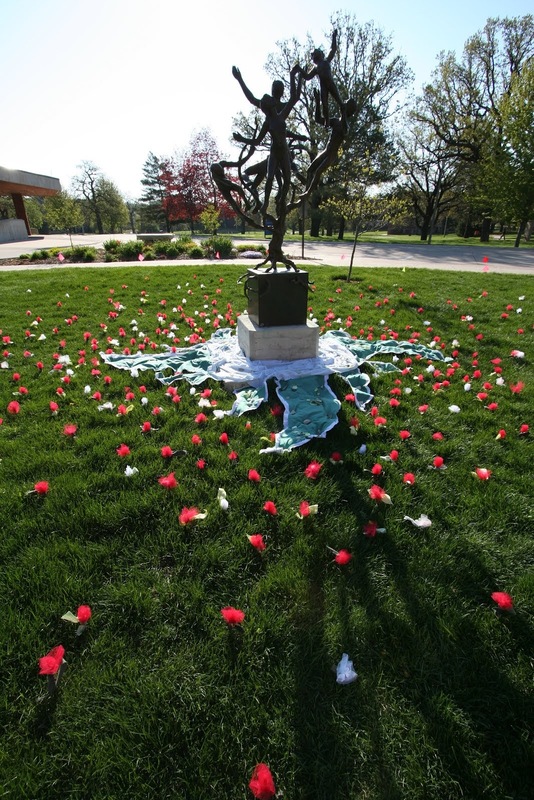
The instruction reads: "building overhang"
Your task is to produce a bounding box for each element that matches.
[0,166,61,197]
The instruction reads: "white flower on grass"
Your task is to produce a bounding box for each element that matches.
[426,365,435,373]
[141,397,149,406]
[358,444,367,454]
[84,385,92,394]
[336,653,358,684]
[213,409,226,419]
[197,398,211,408]
[496,377,505,386]
[38,333,46,341]
[448,405,461,413]
[404,514,432,528]
[464,383,471,391]
[97,402,115,411]
[217,487,229,511]
[58,355,71,365]
[124,465,139,477]
[1,361,9,369]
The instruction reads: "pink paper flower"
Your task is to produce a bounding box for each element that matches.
[248,534,266,551]
[63,424,77,437]
[363,521,378,537]
[7,400,20,415]
[368,484,392,504]
[34,481,50,495]
[403,472,416,485]
[116,444,130,457]
[334,549,352,565]
[39,645,65,675]
[76,605,92,624]
[263,500,277,515]
[399,430,411,440]
[220,607,245,625]
[491,591,514,611]
[161,445,174,458]
[304,460,322,479]
[249,763,276,799]
[158,472,177,489]
[248,469,261,482]
[474,467,492,480]
[179,507,200,525]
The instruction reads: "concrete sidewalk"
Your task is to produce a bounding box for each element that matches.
[1,233,534,275]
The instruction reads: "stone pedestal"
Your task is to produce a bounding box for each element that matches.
[237,314,319,361]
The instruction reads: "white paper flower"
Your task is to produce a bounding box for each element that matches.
[217,487,229,511]
[124,465,139,477]
[336,653,358,684]
[448,405,461,413]
[464,383,471,391]
[403,514,432,528]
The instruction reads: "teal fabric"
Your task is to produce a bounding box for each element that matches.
[273,375,341,450]
[101,328,449,451]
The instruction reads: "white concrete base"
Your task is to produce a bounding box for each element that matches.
[237,314,319,361]
[0,218,29,244]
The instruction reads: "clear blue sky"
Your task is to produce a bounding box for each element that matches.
[1,0,532,198]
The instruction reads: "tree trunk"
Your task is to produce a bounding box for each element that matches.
[514,220,526,248]
[337,217,345,240]
[480,217,491,243]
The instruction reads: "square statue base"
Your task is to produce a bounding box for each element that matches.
[237,314,319,361]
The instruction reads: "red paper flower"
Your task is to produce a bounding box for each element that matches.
[249,763,276,800]
[403,472,416,485]
[161,445,173,458]
[179,507,200,525]
[191,434,202,445]
[77,605,92,624]
[399,430,411,440]
[263,500,277,515]
[7,400,20,415]
[219,432,229,445]
[363,521,378,537]
[220,607,245,625]
[389,449,399,461]
[510,382,525,394]
[432,432,444,440]
[519,424,529,435]
[491,591,514,611]
[142,421,152,432]
[248,534,266,551]
[38,644,65,675]
[374,416,387,427]
[228,450,238,461]
[158,472,177,489]
[368,484,391,503]
[334,549,352,565]
[474,467,491,480]
[116,444,130,457]
[371,463,383,476]
[34,481,49,495]
[433,456,444,469]
[304,460,322,479]
[195,413,208,424]
[63,424,77,437]
[248,469,261,482]
[196,459,206,469]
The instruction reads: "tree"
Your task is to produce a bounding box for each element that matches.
[43,191,84,244]
[199,204,220,235]
[412,15,534,239]
[398,120,462,241]
[139,152,173,232]
[326,189,408,280]
[480,60,534,247]
[72,162,128,234]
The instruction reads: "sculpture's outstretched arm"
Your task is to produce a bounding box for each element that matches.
[232,66,260,108]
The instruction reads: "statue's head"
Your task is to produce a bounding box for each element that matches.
[345,98,357,118]
[260,94,276,113]
[311,48,324,63]
[271,80,284,101]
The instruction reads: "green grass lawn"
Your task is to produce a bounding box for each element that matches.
[1,263,532,800]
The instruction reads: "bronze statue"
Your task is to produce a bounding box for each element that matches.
[215,29,353,271]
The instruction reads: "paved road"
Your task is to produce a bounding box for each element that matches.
[1,232,534,275]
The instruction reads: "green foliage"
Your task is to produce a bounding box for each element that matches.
[103,239,122,253]
[188,245,204,258]
[199,203,221,235]
[202,235,234,259]
[235,243,267,255]
[43,190,83,233]
[116,240,145,260]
